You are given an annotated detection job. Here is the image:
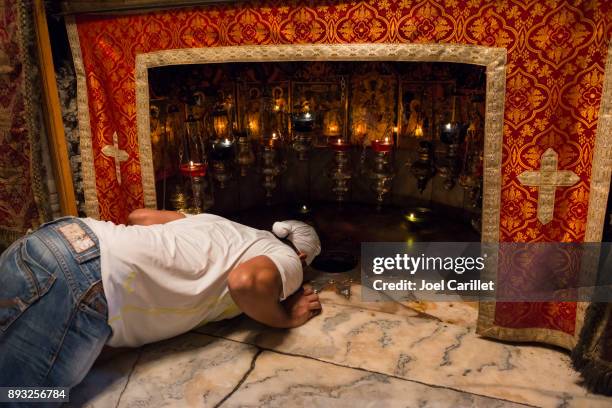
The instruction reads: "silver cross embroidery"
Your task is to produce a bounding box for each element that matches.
[101,131,129,185]
[517,148,579,224]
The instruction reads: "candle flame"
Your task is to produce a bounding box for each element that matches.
[415,125,423,137]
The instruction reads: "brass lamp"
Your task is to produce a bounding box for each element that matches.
[291,100,315,161]
[236,132,255,177]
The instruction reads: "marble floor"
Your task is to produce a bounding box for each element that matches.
[69,275,612,408]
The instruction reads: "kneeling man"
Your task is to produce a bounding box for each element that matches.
[0,209,321,390]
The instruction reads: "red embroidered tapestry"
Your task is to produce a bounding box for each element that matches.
[0,0,49,248]
[67,1,612,349]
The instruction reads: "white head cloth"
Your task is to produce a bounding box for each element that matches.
[272,220,321,265]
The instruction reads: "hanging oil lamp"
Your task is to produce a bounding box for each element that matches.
[177,114,208,213]
[209,96,235,189]
[291,100,315,160]
[437,93,465,190]
[410,140,435,193]
[261,131,284,203]
[369,134,395,209]
[328,137,352,203]
[236,131,255,177]
[258,87,286,201]
[459,95,485,231]
[210,137,234,189]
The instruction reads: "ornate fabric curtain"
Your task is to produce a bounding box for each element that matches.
[0,0,50,250]
[65,0,611,389]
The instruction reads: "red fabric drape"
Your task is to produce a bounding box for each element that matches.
[70,1,612,345]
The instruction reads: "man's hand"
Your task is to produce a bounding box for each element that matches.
[228,257,322,329]
[282,284,322,328]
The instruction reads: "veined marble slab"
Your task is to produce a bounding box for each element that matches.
[223,351,525,408]
[197,303,612,408]
[69,348,139,408]
[116,333,258,407]
[317,281,478,327]
[317,281,422,318]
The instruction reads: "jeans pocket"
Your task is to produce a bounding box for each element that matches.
[79,281,108,321]
[0,238,56,332]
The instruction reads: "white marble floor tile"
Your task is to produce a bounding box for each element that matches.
[68,348,139,408]
[317,281,478,327]
[223,351,525,408]
[116,333,258,408]
[317,282,422,318]
[197,303,612,408]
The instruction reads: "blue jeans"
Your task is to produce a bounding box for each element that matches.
[0,217,110,390]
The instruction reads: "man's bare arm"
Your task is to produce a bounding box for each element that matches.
[127,209,186,226]
[227,255,321,328]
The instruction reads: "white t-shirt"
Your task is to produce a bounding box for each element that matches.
[82,214,302,347]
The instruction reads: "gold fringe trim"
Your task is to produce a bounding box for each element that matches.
[65,16,100,219]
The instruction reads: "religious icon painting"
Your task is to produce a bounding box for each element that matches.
[399,81,430,146]
[291,79,346,147]
[237,81,290,142]
[398,80,455,148]
[349,72,397,146]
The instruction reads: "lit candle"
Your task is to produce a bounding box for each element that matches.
[298,204,311,214]
[179,161,206,177]
[329,137,350,151]
[372,137,392,153]
[404,207,431,224]
[415,125,424,137]
[268,132,280,148]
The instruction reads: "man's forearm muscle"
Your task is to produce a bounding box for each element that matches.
[127,209,186,226]
[227,256,321,328]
